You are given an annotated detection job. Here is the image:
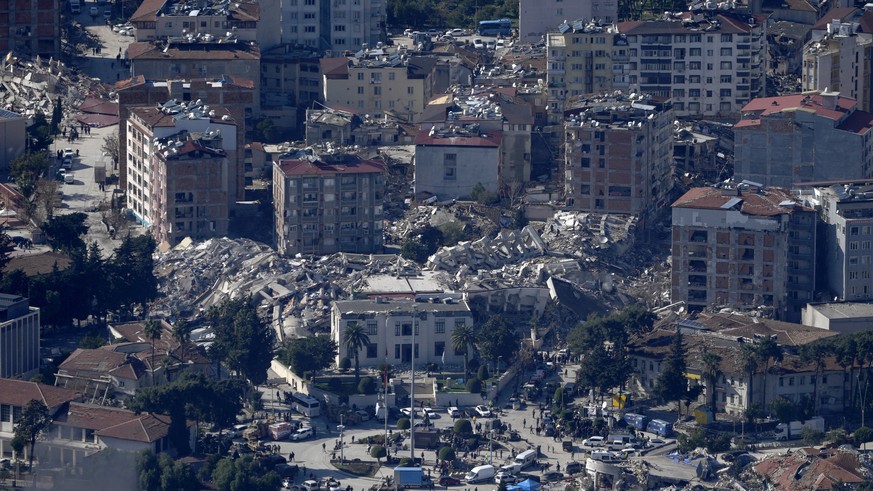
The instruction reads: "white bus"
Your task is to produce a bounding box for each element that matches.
[289,393,321,418]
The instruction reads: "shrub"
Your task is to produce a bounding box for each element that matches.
[466,378,482,393]
[454,419,473,436]
[397,418,411,430]
[854,426,873,446]
[438,446,456,461]
[477,366,489,380]
[358,377,376,395]
[339,357,351,371]
[398,458,413,467]
[370,445,387,461]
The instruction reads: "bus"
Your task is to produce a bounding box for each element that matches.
[288,393,321,418]
[646,419,673,437]
[478,19,511,37]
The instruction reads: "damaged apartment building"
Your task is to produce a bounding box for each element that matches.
[305,106,415,147]
[671,183,816,322]
[273,150,386,256]
[419,86,535,186]
[563,93,673,224]
[125,99,239,247]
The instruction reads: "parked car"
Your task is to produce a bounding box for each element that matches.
[542,472,564,483]
[438,476,461,486]
[104,8,112,18]
[64,173,74,184]
[473,38,484,49]
[565,462,583,475]
[497,474,519,484]
[62,148,74,159]
[89,6,99,15]
[400,407,419,417]
[446,28,465,36]
[474,405,492,418]
[447,407,461,418]
[583,436,605,447]
[290,427,313,441]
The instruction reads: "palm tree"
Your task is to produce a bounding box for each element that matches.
[143,318,162,386]
[343,321,370,382]
[755,337,783,411]
[800,342,830,416]
[171,318,193,360]
[451,324,476,377]
[701,352,723,416]
[740,343,759,416]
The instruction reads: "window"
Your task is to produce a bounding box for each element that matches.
[357,73,364,80]
[395,344,401,359]
[367,321,377,335]
[374,86,381,95]
[334,25,345,31]
[434,341,445,357]
[304,26,315,33]
[444,153,456,180]
[401,322,413,336]
[435,320,445,334]
[366,343,378,358]
[357,86,364,94]
[389,72,395,80]
[0,405,8,422]
[407,86,414,94]
[720,47,732,56]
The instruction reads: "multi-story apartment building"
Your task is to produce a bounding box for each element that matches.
[273,151,386,256]
[331,298,471,367]
[281,0,385,50]
[0,294,39,379]
[321,53,438,123]
[0,0,59,58]
[520,0,617,43]
[260,45,323,131]
[563,94,673,222]
[734,92,873,188]
[129,0,280,50]
[803,20,873,113]
[414,126,503,199]
[546,21,626,118]
[125,101,238,246]
[807,182,873,301]
[420,87,534,185]
[116,76,254,199]
[621,11,767,117]
[671,184,817,322]
[127,37,261,108]
[546,11,767,118]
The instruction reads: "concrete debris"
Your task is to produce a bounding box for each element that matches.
[541,211,637,257]
[0,53,105,119]
[152,237,422,339]
[426,225,546,272]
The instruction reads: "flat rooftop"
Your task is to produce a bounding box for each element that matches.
[807,302,873,319]
[334,298,470,313]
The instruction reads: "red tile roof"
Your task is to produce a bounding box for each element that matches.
[127,42,259,61]
[55,403,172,443]
[321,57,350,77]
[738,93,857,125]
[672,186,810,216]
[811,7,857,30]
[0,379,81,409]
[415,130,502,147]
[130,0,166,22]
[276,156,386,177]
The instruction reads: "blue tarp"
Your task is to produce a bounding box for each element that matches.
[508,479,540,491]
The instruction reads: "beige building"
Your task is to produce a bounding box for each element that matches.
[331,298,472,367]
[671,184,817,322]
[273,151,386,256]
[321,53,438,123]
[129,0,280,50]
[520,0,617,43]
[803,20,873,113]
[563,94,673,222]
[0,110,25,173]
[125,100,238,247]
[0,294,39,379]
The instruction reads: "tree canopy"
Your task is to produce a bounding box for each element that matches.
[654,329,689,413]
[212,455,281,491]
[208,296,275,386]
[278,336,338,376]
[476,315,519,368]
[14,399,50,472]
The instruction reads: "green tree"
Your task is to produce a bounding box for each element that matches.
[79,335,107,349]
[768,396,795,424]
[11,151,51,198]
[755,336,783,409]
[254,118,277,143]
[358,376,376,395]
[466,377,482,393]
[105,235,158,315]
[338,357,351,371]
[143,318,162,387]
[14,399,50,473]
[438,446,455,461]
[654,329,688,418]
[800,342,832,416]
[553,385,565,408]
[25,113,53,152]
[854,426,873,446]
[701,352,723,416]
[279,336,338,376]
[208,297,274,386]
[102,130,120,165]
[801,427,825,446]
[451,323,476,377]
[343,321,371,383]
[136,449,161,491]
[740,343,761,419]
[397,418,410,430]
[477,315,519,370]
[370,445,387,464]
[400,226,443,263]
[453,419,472,435]
[211,455,280,491]
[477,365,489,381]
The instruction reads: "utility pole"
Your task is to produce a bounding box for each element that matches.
[410,304,416,459]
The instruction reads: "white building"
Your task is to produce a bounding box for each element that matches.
[803,302,873,334]
[803,20,873,113]
[519,0,617,43]
[331,298,472,368]
[414,127,502,200]
[0,294,39,379]
[281,0,385,50]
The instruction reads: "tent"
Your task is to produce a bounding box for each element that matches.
[508,479,540,491]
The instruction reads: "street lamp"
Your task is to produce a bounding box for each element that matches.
[337,423,345,462]
[489,428,494,465]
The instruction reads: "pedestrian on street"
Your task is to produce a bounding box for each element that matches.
[323,442,326,452]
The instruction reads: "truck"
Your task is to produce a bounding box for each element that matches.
[268,422,294,441]
[394,467,433,489]
[774,416,825,441]
[465,465,495,484]
[623,413,649,431]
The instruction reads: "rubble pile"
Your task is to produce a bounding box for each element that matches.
[426,225,546,272]
[0,54,101,117]
[540,211,637,257]
[153,237,423,336]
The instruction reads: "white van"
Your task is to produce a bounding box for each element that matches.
[500,463,522,475]
[590,451,621,463]
[583,436,605,448]
[514,449,537,469]
[465,464,495,483]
